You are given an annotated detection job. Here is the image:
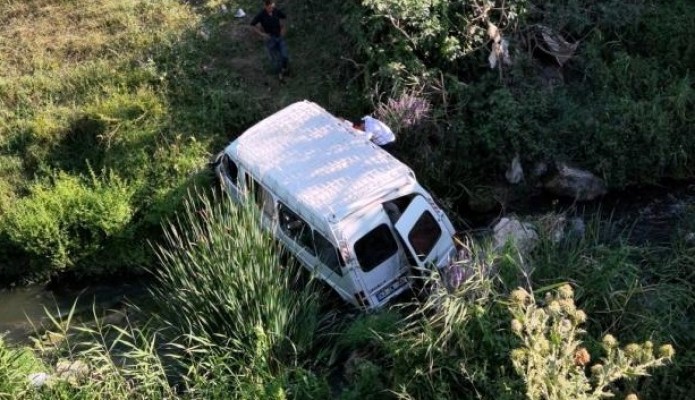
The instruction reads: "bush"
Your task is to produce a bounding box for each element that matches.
[528,210,695,399]
[1,170,134,274]
[344,0,694,194]
[349,244,524,400]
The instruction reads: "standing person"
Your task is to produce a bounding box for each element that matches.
[353,116,396,153]
[251,0,289,81]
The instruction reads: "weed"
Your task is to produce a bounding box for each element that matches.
[509,285,673,400]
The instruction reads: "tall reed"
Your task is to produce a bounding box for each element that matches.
[149,191,326,395]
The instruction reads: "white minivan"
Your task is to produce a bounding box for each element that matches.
[213,101,459,309]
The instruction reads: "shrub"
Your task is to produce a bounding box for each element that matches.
[1,170,134,274]
[345,0,694,193]
[370,244,523,400]
[528,210,695,399]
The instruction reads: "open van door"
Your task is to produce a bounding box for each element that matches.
[394,196,455,269]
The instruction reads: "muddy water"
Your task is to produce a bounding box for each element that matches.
[0,286,56,343]
[0,283,147,344]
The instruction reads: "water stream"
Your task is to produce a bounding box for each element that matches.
[1,182,693,345]
[0,282,147,344]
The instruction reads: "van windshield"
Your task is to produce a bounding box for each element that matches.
[354,224,398,272]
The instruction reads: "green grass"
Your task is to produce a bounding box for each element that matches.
[0,196,690,399]
[0,0,360,280]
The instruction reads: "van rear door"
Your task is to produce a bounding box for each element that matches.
[394,195,455,269]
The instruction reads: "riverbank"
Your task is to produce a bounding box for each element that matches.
[1,193,691,399]
[3,177,692,345]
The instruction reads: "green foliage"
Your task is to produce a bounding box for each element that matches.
[345,0,694,195]
[1,170,134,272]
[0,0,692,397]
[357,0,528,77]
[0,155,23,212]
[0,211,689,399]
[0,0,268,279]
[0,192,333,399]
[340,246,524,400]
[528,210,695,399]
[150,192,329,398]
[0,336,47,399]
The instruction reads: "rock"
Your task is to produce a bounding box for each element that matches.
[542,163,607,201]
[56,359,89,381]
[538,214,585,243]
[493,217,538,253]
[28,372,50,388]
[505,155,524,184]
[685,232,695,244]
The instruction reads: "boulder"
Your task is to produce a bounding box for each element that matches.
[493,217,538,253]
[56,359,89,381]
[538,214,586,243]
[542,163,607,201]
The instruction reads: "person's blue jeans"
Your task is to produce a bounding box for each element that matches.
[265,36,289,74]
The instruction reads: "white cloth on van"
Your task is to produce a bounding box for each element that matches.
[362,116,395,146]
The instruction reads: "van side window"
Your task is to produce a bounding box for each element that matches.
[223,155,239,185]
[354,224,397,273]
[278,203,314,254]
[313,231,344,276]
[246,176,274,216]
[408,211,442,261]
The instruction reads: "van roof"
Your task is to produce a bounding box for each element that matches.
[230,101,416,224]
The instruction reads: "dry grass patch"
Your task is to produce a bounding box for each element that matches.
[0,0,196,76]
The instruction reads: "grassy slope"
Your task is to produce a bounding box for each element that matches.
[0,0,360,279]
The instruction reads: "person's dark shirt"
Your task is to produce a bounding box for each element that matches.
[250,8,286,37]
